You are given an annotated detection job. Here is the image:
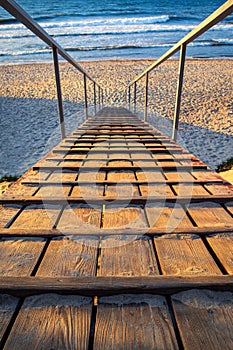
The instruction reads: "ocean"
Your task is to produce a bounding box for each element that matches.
[0,0,232,63]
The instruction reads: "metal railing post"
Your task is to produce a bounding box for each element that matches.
[52,46,65,139]
[144,72,149,121]
[83,74,88,119]
[134,82,137,113]
[94,82,97,115]
[172,44,186,141]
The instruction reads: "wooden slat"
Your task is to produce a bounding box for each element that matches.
[99,236,159,276]
[4,294,92,350]
[154,234,221,275]
[10,204,61,229]
[0,238,45,276]
[57,204,102,232]
[70,184,104,197]
[105,184,140,198]
[172,184,209,196]
[103,205,148,229]
[207,233,233,274]
[35,185,71,197]
[0,276,232,297]
[94,294,178,349]
[1,194,233,205]
[187,202,233,227]
[0,294,19,342]
[36,236,98,276]
[48,171,77,182]
[172,290,233,350]
[33,164,207,171]
[139,184,174,197]
[21,179,226,186]
[205,183,233,195]
[0,225,233,238]
[0,204,21,228]
[146,203,193,230]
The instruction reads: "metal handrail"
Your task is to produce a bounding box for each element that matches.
[0,0,103,138]
[128,0,233,140]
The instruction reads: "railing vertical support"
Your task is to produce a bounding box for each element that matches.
[172,43,186,141]
[52,46,65,139]
[102,90,104,108]
[98,86,101,112]
[83,74,88,119]
[134,82,137,113]
[128,86,131,110]
[144,72,149,121]
[94,82,97,115]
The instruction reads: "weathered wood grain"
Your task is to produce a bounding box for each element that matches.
[10,204,61,229]
[103,205,148,229]
[172,290,233,350]
[4,294,92,350]
[207,233,233,274]
[0,238,45,276]
[0,294,19,342]
[57,204,102,232]
[99,236,159,276]
[94,294,178,349]
[0,204,21,228]
[146,203,193,231]
[37,236,98,276]
[154,234,220,275]
[172,184,209,196]
[187,202,233,227]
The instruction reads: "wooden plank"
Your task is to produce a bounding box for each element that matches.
[103,205,148,229]
[78,171,106,182]
[205,183,233,195]
[107,170,136,182]
[35,185,71,198]
[33,164,208,171]
[192,171,224,182]
[94,294,178,349]
[172,290,233,350]
[71,184,104,197]
[3,183,38,197]
[10,204,61,229]
[187,202,233,227]
[21,179,226,186]
[139,184,174,197]
[136,170,165,182]
[0,204,21,228]
[4,294,92,350]
[57,204,102,232]
[99,236,159,276]
[146,203,193,231]
[48,171,77,182]
[105,184,140,198]
[0,294,19,342]
[154,234,221,275]
[36,236,98,276]
[1,195,233,206]
[0,237,45,276]
[0,276,232,297]
[226,202,233,215]
[0,225,233,238]
[165,171,195,181]
[172,184,209,196]
[207,233,233,274]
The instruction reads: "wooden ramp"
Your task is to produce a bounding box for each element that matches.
[0,107,232,349]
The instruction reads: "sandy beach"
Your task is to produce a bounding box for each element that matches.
[0,59,232,176]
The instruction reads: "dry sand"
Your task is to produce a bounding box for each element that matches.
[0,59,232,175]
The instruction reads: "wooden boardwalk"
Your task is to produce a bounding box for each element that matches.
[0,107,233,349]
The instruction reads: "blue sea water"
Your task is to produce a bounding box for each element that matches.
[0,0,232,63]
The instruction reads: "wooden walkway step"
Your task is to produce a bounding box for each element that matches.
[0,107,233,349]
